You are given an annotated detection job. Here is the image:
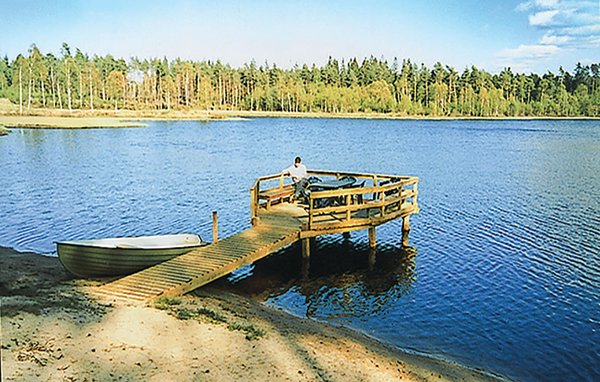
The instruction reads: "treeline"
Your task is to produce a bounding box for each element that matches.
[0,43,598,117]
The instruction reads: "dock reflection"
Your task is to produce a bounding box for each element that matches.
[214,233,417,319]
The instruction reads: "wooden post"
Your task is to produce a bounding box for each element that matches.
[368,227,376,249]
[402,230,410,247]
[301,238,310,259]
[308,198,314,230]
[346,194,351,220]
[368,248,376,270]
[343,231,351,239]
[250,187,256,221]
[212,211,219,243]
[373,176,378,200]
[402,216,410,233]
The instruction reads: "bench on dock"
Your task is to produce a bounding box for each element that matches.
[258,184,294,208]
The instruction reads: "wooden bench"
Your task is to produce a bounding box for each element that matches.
[258,185,294,208]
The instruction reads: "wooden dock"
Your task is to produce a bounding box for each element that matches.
[92,170,418,302]
[93,214,301,302]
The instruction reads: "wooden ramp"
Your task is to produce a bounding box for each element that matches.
[93,214,301,302]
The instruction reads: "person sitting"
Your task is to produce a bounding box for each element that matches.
[283,156,309,203]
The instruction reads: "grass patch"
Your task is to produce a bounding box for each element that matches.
[154,296,182,310]
[153,298,266,340]
[196,307,228,323]
[227,322,267,341]
[174,307,195,320]
[171,306,228,323]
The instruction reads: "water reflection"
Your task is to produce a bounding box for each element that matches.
[216,233,417,320]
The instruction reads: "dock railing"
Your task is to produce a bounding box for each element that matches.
[251,170,419,232]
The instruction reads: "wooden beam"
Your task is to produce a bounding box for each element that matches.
[301,238,310,259]
[402,215,410,233]
[368,227,376,249]
[250,187,257,219]
[402,230,410,247]
[212,211,219,243]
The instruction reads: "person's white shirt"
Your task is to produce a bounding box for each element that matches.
[284,163,307,183]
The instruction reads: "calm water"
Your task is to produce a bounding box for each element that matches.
[1,118,599,381]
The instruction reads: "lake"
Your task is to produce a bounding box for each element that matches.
[1,118,598,381]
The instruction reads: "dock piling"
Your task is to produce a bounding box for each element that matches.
[368,248,376,270]
[402,230,410,247]
[368,227,376,249]
[402,216,410,233]
[301,238,311,258]
[212,211,219,243]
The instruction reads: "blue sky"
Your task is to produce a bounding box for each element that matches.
[1,0,598,73]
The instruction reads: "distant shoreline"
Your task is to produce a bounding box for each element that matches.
[210,110,600,121]
[1,110,598,130]
[0,115,146,129]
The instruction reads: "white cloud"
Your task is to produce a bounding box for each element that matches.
[562,23,600,36]
[496,44,562,72]
[504,0,599,69]
[536,0,559,7]
[516,2,532,12]
[540,34,572,44]
[589,38,600,46]
[516,0,559,11]
[529,10,560,25]
[499,44,561,59]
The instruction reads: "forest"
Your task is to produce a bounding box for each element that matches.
[0,43,598,117]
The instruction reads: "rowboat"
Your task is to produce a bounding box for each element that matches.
[56,234,206,277]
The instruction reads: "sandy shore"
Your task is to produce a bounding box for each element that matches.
[0,115,146,129]
[1,247,503,381]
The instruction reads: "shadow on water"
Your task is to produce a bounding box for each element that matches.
[214,232,417,320]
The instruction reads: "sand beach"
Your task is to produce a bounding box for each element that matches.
[0,247,503,381]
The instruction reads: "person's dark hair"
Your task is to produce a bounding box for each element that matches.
[295,156,302,164]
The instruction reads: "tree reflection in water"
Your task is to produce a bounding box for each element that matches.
[214,233,417,320]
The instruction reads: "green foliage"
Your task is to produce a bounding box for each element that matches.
[0,44,598,117]
[154,296,182,310]
[154,299,266,340]
[195,307,228,323]
[227,322,267,341]
[174,307,195,320]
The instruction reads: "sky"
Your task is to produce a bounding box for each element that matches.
[0,0,598,74]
